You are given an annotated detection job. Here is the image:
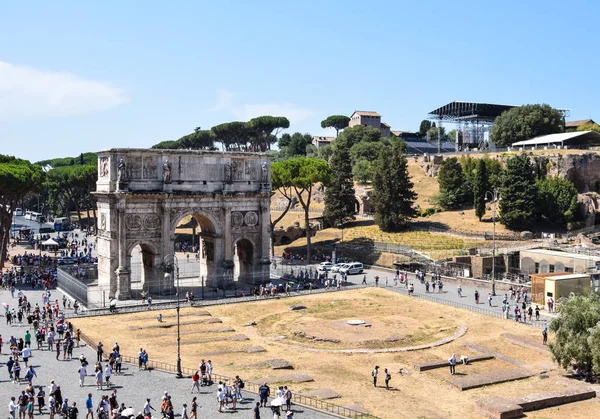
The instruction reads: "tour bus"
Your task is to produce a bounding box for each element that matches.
[54,217,70,231]
[15,208,23,216]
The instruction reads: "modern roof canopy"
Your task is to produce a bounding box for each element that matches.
[511,131,600,147]
[428,101,517,123]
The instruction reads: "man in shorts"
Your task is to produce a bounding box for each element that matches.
[85,394,93,419]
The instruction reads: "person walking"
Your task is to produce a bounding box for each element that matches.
[488,293,493,307]
[535,305,540,320]
[258,382,270,407]
[9,396,17,419]
[474,290,479,305]
[448,354,457,375]
[96,342,103,363]
[542,326,548,345]
[85,394,93,419]
[384,368,391,390]
[254,402,260,419]
[79,364,87,387]
[143,399,154,417]
[284,386,292,411]
[190,397,198,419]
[191,371,200,393]
[372,366,379,387]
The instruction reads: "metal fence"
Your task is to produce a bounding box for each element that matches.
[76,328,379,419]
[57,267,90,306]
[391,286,548,329]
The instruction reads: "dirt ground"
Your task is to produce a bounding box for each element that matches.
[72,288,598,419]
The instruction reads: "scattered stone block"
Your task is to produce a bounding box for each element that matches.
[304,389,340,400]
[463,342,528,367]
[501,333,549,354]
[246,345,267,353]
[242,359,294,370]
[512,388,596,411]
[415,354,494,372]
[451,369,533,391]
[290,304,307,311]
[263,373,314,384]
[474,397,523,419]
[243,321,257,326]
[179,334,249,345]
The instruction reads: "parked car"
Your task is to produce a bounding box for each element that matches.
[330,263,348,273]
[318,262,333,272]
[58,257,78,265]
[339,262,364,275]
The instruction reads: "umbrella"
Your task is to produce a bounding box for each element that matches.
[109,299,118,307]
[3,303,9,308]
[120,408,135,417]
[270,399,283,407]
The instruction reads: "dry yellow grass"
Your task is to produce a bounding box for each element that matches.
[73,288,581,419]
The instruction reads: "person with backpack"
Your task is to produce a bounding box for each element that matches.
[234,375,244,400]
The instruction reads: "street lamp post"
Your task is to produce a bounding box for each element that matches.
[485,187,502,297]
[163,254,183,378]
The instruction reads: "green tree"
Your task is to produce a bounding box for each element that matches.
[549,293,600,375]
[317,144,333,162]
[287,158,331,261]
[473,159,489,221]
[0,156,45,268]
[419,120,432,136]
[270,161,296,256]
[348,142,386,166]
[352,160,374,184]
[45,165,97,229]
[323,147,355,226]
[576,121,600,133]
[499,154,539,229]
[537,176,580,225]
[436,157,465,210]
[491,104,565,147]
[321,115,350,137]
[371,145,417,231]
[211,122,248,151]
[334,125,383,150]
[247,116,290,151]
[446,129,459,143]
[278,132,312,157]
[151,140,180,149]
[426,126,446,142]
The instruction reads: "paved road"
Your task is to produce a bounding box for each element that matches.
[0,288,332,419]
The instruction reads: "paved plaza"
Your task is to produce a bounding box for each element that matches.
[0,288,332,419]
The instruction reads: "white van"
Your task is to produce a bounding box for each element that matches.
[339,262,363,275]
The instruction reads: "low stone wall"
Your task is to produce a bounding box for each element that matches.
[414,354,494,372]
[450,368,533,391]
[475,388,597,418]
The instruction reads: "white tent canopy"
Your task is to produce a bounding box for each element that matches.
[42,238,59,246]
[511,130,600,147]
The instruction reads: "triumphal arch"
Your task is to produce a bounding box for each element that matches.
[94,148,271,300]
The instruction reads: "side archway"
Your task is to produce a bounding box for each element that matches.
[233,238,256,283]
[127,241,161,296]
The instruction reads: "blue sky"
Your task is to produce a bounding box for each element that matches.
[1,0,599,162]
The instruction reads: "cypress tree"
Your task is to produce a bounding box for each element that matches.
[499,154,539,229]
[323,146,356,226]
[371,145,417,231]
[473,159,489,221]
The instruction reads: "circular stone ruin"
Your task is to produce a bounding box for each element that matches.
[347,319,366,326]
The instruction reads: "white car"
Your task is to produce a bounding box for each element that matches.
[318,262,333,272]
[330,263,348,273]
[339,262,364,275]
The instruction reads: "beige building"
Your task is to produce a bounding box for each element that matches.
[530,272,591,305]
[311,136,335,149]
[349,111,391,137]
[520,248,600,275]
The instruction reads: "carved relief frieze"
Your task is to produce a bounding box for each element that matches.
[126,214,142,230]
[126,157,142,180]
[143,156,157,179]
[144,214,161,230]
[99,157,109,177]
